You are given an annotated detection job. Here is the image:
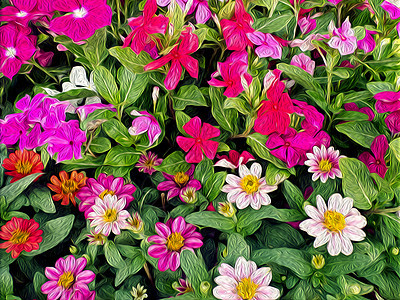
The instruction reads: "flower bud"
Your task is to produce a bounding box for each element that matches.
[200,281,211,295]
[152,86,160,108]
[181,187,198,204]
[218,201,236,218]
[311,254,325,270]
[281,276,287,281]
[348,284,361,295]
[82,254,91,265]
[392,247,399,256]
[127,212,145,234]
[69,246,78,254]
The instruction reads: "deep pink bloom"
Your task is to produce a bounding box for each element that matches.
[157,165,201,200]
[327,0,343,5]
[385,110,400,133]
[220,0,254,51]
[266,128,314,168]
[328,18,357,55]
[293,99,324,135]
[34,49,54,67]
[41,256,96,300]
[123,0,169,55]
[148,216,203,272]
[359,135,388,178]
[0,114,29,147]
[298,15,316,34]
[344,103,375,121]
[246,31,282,59]
[206,202,216,211]
[215,150,255,169]
[157,0,186,8]
[144,27,199,90]
[254,78,295,136]
[0,0,50,26]
[176,117,220,163]
[357,30,377,53]
[0,24,36,79]
[381,0,400,19]
[76,173,136,218]
[136,151,163,175]
[50,0,112,42]
[374,91,400,113]
[188,0,212,24]
[128,110,162,146]
[397,22,400,38]
[290,53,315,76]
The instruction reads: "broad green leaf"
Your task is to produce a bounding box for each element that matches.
[193,158,214,185]
[323,251,375,277]
[278,63,324,94]
[104,241,126,269]
[61,154,105,171]
[84,27,108,67]
[185,211,236,232]
[117,67,148,107]
[104,146,140,167]
[180,250,210,296]
[209,87,238,134]
[154,151,190,174]
[222,233,250,265]
[109,47,153,74]
[29,187,56,214]
[0,173,42,205]
[102,119,134,147]
[389,138,400,163]
[175,111,191,135]
[90,137,111,153]
[282,180,305,211]
[203,171,226,201]
[336,121,380,148]
[46,88,97,102]
[173,86,207,110]
[93,66,120,105]
[0,144,7,187]
[80,109,116,131]
[366,81,395,94]
[33,272,47,300]
[115,255,146,286]
[253,14,294,33]
[0,266,12,298]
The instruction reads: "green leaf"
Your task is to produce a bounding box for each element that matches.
[336,121,380,148]
[193,158,214,185]
[61,154,105,171]
[90,137,111,153]
[253,14,294,33]
[29,187,56,214]
[282,180,305,211]
[222,233,250,265]
[104,241,126,269]
[117,68,149,107]
[33,272,47,300]
[84,27,108,67]
[203,172,227,201]
[209,87,238,134]
[104,146,140,167]
[224,97,251,115]
[389,138,400,163]
[366,81,395,94]
[185,211,236,232]
[115,255,146,286]
[102,118,134,147]
[0,266,12,298]
[334,111,370,122]
[180,250,210,296]
[154,151,190,174]
[0,144,7,188]
[175,111,192,135]
[93,66,120,105]
[0,173,42,205]
[339,158,378,210]
[80,109,116,131]
[173,86,208,110]
[45,88,97,102]
[109,47,153,74]
[323,251,375,277]
[278,63,324,94]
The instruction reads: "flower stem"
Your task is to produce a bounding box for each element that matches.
[30,60,58,83]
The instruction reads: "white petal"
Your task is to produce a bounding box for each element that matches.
[313,230,331,248]
[327,233,341,256]
[328,193,343,211]
[316,195,327,214]
[238,164,251,178]
[340,234,354,255]
[342,226,366,241]
[250,163,262,178]
[305,205,324,221]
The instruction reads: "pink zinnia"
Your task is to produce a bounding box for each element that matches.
[136,151,163,175]
[359,135,388,179]
[41,255,96,300]
[50,0,112,42]
[214,150,255,169]
[148,216,203,272]
[176,116,220,163]
[328,17,357,56]
[76,173,136,218]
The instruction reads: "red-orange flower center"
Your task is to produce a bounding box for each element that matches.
[47,171,87,206]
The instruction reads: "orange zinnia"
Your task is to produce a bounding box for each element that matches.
[47,171,87,206]
[2,150,44,183]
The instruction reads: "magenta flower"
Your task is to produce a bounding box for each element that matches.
[148,216,203,272]
[0,24,36,79]
[328,17,357,55]
[136,151,163,175]
[0,0,50,26]
[385,111,400,133]
[144,27,199,90]
[246,31,282,59]
[157,0,186,8]
[188,0,212,24]
[293,99,324,135]
[128,110,162,146]
[298,15,316,35]
[374,91,400,133]
[215,150,255,169]
[344,103,375,121]
[34,49,54,67]
[157,165,201,200]
[291,53,315,76]
[359,135,388,179]
[381,0,400,19]
[327,0,343,5]
[174,278,193,295]
[0,114,29,147]
[50,0,112,42]
[176,117,220,163]
[123,0,169,55]
[220,0,254,51]
[357,30,377,53]
[76,173,136,218]
[397,22,400,38]
[41,256,96,300]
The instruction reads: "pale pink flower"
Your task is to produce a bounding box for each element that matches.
[304,145,345,183]
[128,110,162,146]
[214,150,255,169]
[246,31,282,59]
[290,33,329,51]
[300,194,367,256]
[222,162,278,210]
[213,256,280,300]
[290,53,315,76]
[328,17,357,55]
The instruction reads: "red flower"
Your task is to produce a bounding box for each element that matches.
[0,217,43,258]
[47,171,87,206]
[2,150,44,183]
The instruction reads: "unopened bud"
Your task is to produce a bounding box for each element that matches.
[82,254,91,265]
[392,247,399,256]
[200,281,211,295]
[218,201,236,218]
[311,254,325,270]
[349,284,361,295]
[181,187,198,204]
[127,212,145,234]
[69,246,78,254]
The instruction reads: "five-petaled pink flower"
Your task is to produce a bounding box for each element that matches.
[381,0,400,19]
[176,116,220,163]
[0,0,51,27]
[188,0,212,24]
[359,135,388,179]
[328,17,357,56]
[144,27,199,90]
[290,53,315,76]
[247,31,282,59]
[214,150,255,169]
[148,216,203,272]
[374,91,400,134]
[123,0,169,55]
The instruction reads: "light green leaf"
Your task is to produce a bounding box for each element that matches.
[209,87,238,134]
[154,151,190,174]
[104,241,126,269]
[29,187,56,213]
[203,172,227,201]
[93,66,120,105]
[102,118,134,147]
[104,146,140,167]
[117,67,149,107]
[336,121,380,148]
[173,86,207,110]
[109,47,153,74]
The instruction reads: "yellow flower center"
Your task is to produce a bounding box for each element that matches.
[318,159,332,173]
[324,210,346,232]
[99,189,115,200]
[103,208,118,223]
[167,232,185,251]
[61,180,78,194]
[240,175,260,194]
[58,271,74,289]
[15,161,33,175]
[174,172,189,187]
[236,277,259,299]
[10,229,30,244]
[311,254,325,269]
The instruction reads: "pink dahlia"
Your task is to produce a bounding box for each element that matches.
[222,162,278,210]
[213,256,280,300]
[148,216,203,272]
[214,150,255,169]
[41,255,96,300]
[299,194,367,256]
[76,173,136,218]
[136,151,163,175]
[50,0,112,42]
[304,145,345,183]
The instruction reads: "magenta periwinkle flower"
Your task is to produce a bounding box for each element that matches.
[359,135,389,179]
[290,53,315,76]
[188,0,212,24]
[41,255,96,300]
[328,17,357,55]
[128,110,162,146]
[214,150,255,169]
[374,91,400,134]
[247,31,282,59]
[344,103,375,121]
[148,216,203,272]
[0,0,51,27]
[357,30,377,53]
[381,0,400,19]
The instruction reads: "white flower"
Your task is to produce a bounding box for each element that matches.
[222,162,278,210]
[131,283,148,300]
[300,194,367,256]
[213,256,280,300]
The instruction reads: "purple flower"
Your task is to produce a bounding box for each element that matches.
[381,0,400,19]
[344,103,375,121]
[246,31,282,59]
[128,110,162,146]
[0,114,29,147]
[359,135,388,178]
[328,17,357,55]
[136,151,163,175]
[290,53,315,76]
[357,30,377,53]
[157,165,201,200]
[298,15,316,35]
[188,0,212,24]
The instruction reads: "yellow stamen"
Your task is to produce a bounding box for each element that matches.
[10,229,30,244]
[324,210,346,232]
[174,172,189,187]
[58,271,74,289]
[167,232,185,251]
[61,180,78,194]
[103,208,118,223]
[319,159,332,173]
[240,175,260,194]
[236,277,259,299]
[15,161,33,175]
[99,189,115,200]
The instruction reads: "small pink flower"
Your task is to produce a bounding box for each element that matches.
[293,99,324,135]
[290,53,315,76]
[374,91,400,133]
[34,49,54,67]
[148,216,203,272]
[344,103,375,121]
[357,30,377,53]
[174,278,193,295]
[128,110,162,146]
[381,0,400,19]
[0,0,51,27]
[136,151,163,175]
[188,0,212,24]
[327,0,343,5]
[385,110,400,133]
[298,15,316,34]
[215,150,255,169]
[290,33,329,51]
[359,135,388,179]
[246,31,282,59]
[328,17,357,55]
[300,194,367,256]
[176,117,220,163]
[305,145,345,183]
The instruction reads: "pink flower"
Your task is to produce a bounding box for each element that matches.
[0,0,50,27]
[0,24,36,79]
[174,278,193,295]
[328,17,357,55]
[298,15,316,34]
[293,99,324,135]
[0,114,29,147]
[304,145,344,183]
[41,255,96,300]
[157,165,201,200]
[290,53,315,76]
[76,173,136,218]
[220,0,254,51]
[157,0,186,8]
[381,0,400,19]
[344,102,375,121]
[34,49,54,67]
[144,27,199,90]
[327,0,342,5]
[123,0,169,55]
[148,216,203,272]
[213,256,280,300]
[357,30,377,53]
[374,91,400,133]
[188,0,212,24]
[385,110,400,133]
[128,110,162,146]
[50,0,112,42]
[300,194,367,256]
[246,31,282,59]
[176,116,220,163]
[290,33,329,51]
[397,22,400,38]
[359,135,388,178]
[214,150,255,169]
[136,151,163,175]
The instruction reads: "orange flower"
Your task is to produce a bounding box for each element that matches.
[47,171,87,206]
[2,150,44,183]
